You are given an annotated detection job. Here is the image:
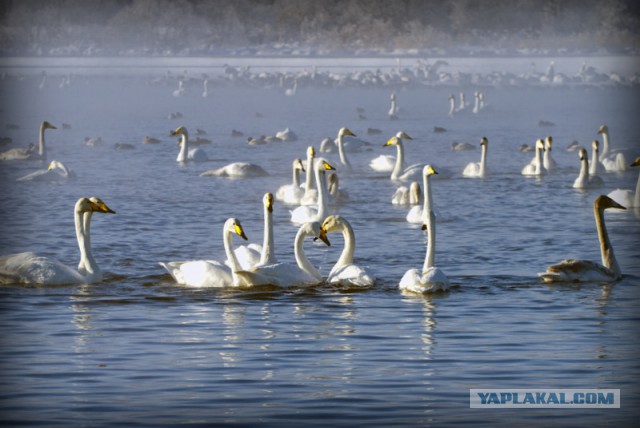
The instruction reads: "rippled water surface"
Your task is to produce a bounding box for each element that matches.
[0,58,639,426]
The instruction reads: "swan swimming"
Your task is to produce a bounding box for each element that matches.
[290,157,336,224]
[171,126,208,162]
[276,158,305,205]
[589,140,603,177]
[369,131,412,173]
[0,121,56,161]
[233,222,331,288]
[542,136,558,172]
[406,165,437,224]
[392,181,420,205]
[200,162,268,178]
[17,160,75,182]
[0,197,115,285]
[538,195,625,283]
[385,134,423,182]
[607,157,640,207]
[159,218,248,288]
[597,125,628,172]
[321,215,376,287]
[573,148,604,189]
[462,137,489,178]
[335,127,357,171]
[400,165,450,293]
[231,193,277,270]
[521,139,546,176]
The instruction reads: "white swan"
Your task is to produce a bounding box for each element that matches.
[385,134,423,182]
[598,125,628,172]
[231,193,277,270]
[521,139,546,176]
[159,218,248,288]
[200,162,268,178]
[171,126,208,162]
[17,160,75,182]
[400,166,450,293]
[573,148,604,189]
[335,127,356,171]
[0,197,115,285]
[407,165,437,224]
[290,157,336,224]
[462,137,489,178]
[233,222,330,288]
[389,92,398,120]
[0,121,56,161]
[369,131,412,173]
[276,158,305,204]
[392,181,420,205]
[77,197,113,276]
[539,195,625,282]
[300,146,318,206]
[321,215,375,287]
[608,157,640,207]
[542,136,558,172]
[590,140,603,176]
[202,78,208,98]
[448,94,455,117]
[328,172,348,204]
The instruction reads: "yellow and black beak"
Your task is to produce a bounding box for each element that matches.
[235,223,248,240]
[323,161,336,171]
[317,227,331,246]
[266,193,274,213]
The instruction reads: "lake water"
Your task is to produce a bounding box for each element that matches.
[0,57,639,426]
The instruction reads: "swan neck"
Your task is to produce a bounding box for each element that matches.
[292,166,301,188]
[535,145,543,174]
[260,205,275,265]
[177,134,188,162]
[224,228,242,272]
[75,208,96,277]
[422,210,436,272]
[590,147,599,175]
[336,223,355,268]
[635,170,640,207]
[479,144,487,176]
[449,98,455,115]
[578,157,588,180]
[600,132,609,160]
[304,154,315,192]
[39,123,46,157]
[392,141,405,179]
[315,167,328,219]
[337,134,351,169]
[294,228,321,279]
[423,173,433,214]
[594,204,620,277]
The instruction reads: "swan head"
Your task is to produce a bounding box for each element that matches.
[89,197,116,214]
[321,215,348,235]
[480,137,488,147]
[315,157,336,171]
[597,124,609,135]
[339,127,356,138]
[42,121,57,130]
[535,139,546,151]
[225,218,248,240]
[293,158,305,172]
[384,136,402,147]
[307,221,331,246]
[596,195,625,211]
[545,136,553,150]
[47,160,62,171]
[396,131,412,140]
[579,148,588,161]
[263,192,274,213]
[423,165,438,177]
[307,146,315,159]
[592,140,599,152]
[170,126,188,139]
[631,157,640,167]
[449,94,454,100]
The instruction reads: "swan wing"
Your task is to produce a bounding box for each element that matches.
[231,244,262,270]
[607,189,634,207]
[159,260,232,287]
[16,169,52,182]
[538,259,618,283]
[235,262,321,288]
[290,206,318,224]
[327,263,375,287]
[369,155,396,172]
[0,252,86,285]
[399,267,450,293]
[406,206,423,224]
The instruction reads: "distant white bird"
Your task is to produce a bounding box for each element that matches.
[607,157,640,207]
[173,79,185,97]
[597,125,628,172]
[573,148,604,189]
[171,126,208,162]
[389,92,398,120]
[542,136,558,172]
[462,137,489,178]
[521,139,546,176]
[202,79,209,98]
[276,158,306,205]
[17,160,75,182]
[300,146,318,206]
[285,79,297,96]
[0,121,56,161]
[200,162,268,178]
[539,195,624,283]
[335,127,357,171]
[589,140,602,177]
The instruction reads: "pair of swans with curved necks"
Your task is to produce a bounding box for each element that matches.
[0,121,56,161]
[0,197,115,285]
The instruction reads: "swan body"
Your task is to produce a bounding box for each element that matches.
[0,121,56,161]
[290,158,336,224]
[321,215,375,287]
[392,181,420,205]
[159,218,248,288]
[385,133,424,182]
[542,136,558,171]
[0,197,115,285]
[539,195,624,282]
[462,137,489,178]
[521,139,546,176]
[406,165,437,225]
[607,157,640,207]
[573,148,604,189]
[201,162,268,178]
[335,127,356,171]
[276,127,298,142]
[598,125,628,172]
[276,158,305,204]
[233,222,330,288]
[231,193,277,270]
[172,126,208,162]
[370,131,412,173]
[400,165,450,293]
[17,160,75,182]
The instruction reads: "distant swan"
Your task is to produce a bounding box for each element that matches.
[335,127,356,171]
[400,165,450,293]
[598,125,628,172]
[392,181,420,205]
[538,195,625,282]
[300,146,318,206]
[389,92,398,120]
[231,193,277,270]
[573,148,604,189]
[542,136,558,172]
[0,197,115,285]
[462,137,489,178]
[171,126,208,162]
[369,131,412,173]
[521,139,546,176]
[290,157,336,224]
[17,159,75,182]
[233,222,330,288]
[589,140,603,177]
[385,134,423,182]
[276,158,305,204]
[407,165,437,224]
[321,215,375,287]
[159,218,248,288]
[0,121,56,161]
[607,157,640,207]
[200,162,268,178]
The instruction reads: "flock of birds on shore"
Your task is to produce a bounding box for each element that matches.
[0,74,638,293]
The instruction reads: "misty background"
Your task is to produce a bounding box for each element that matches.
[0,0,639,57]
